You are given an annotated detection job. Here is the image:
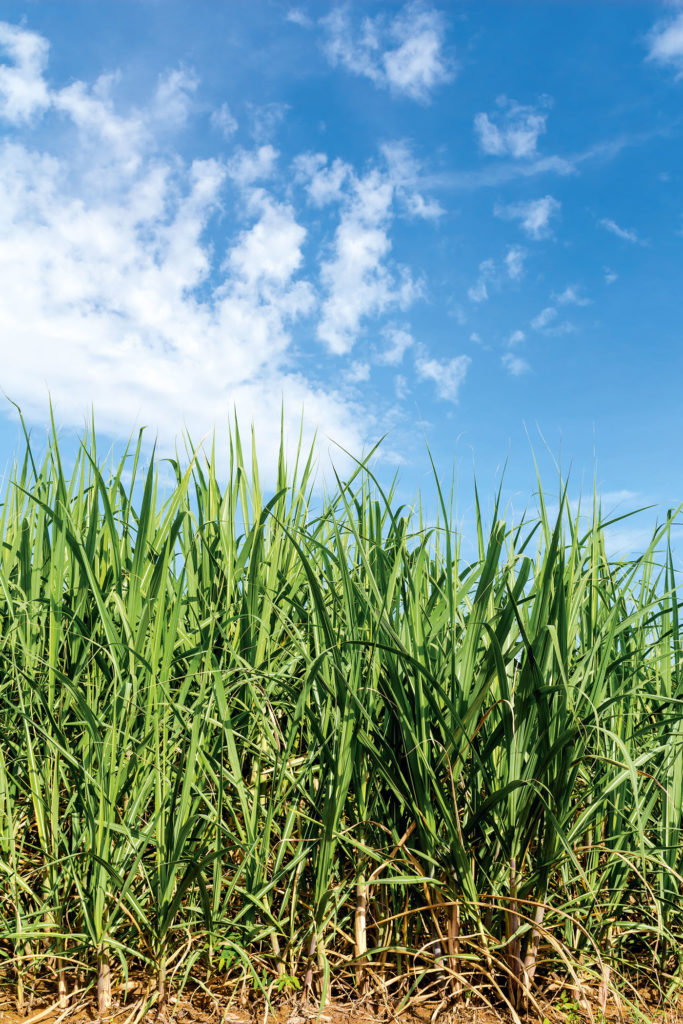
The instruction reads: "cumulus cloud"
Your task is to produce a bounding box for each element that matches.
[320,2,453,102]
[0,20,379,472]
[0,20,50,123]
[293,152,352,205]
[599,217,639,243]
[474,96,550,158]
[495,195,561,239]
[227,144,278,186]
[316,169,421,355]
[647,11,683,75]
[415,351,470,402]
[508,329,525,345]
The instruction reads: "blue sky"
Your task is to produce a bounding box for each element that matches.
[0,1,682,545]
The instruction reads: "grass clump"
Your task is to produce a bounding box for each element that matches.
[1,413,683,1021]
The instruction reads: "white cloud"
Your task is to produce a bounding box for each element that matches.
[395,373,409,400]
[227,145,278,186]
[0,20,50,123]
[469,331,482,344]
[381,140,443,218]
[531,306,557,330]
[505,245,526,280]
[415,352,470,402]
[468,257,495,303]
[544,320,576,336]
[378,326,414,365]
[293,152,351,206]
[474,96,549,158]
[0,23,374,474]
[151,68,198,129]
[248,101,288,142]
[599,217,639,243]
[54,76,148,174]
[404,191,443,218]
[321,3,453,102]
[383,3,453,102]
[502,352,529,376]
[647,11,683,76]
[316,169,420,355]
[211,101,238,138]
[468,248,526,302]
[344,360,371,383]
[604,525,655,559]
[467,280,488,303]
[508,329,525,345]
[604,268,618,285]
[495,195,561,239]
[555,284,591,306]
[287,8,313,29]
[227,191,311,289]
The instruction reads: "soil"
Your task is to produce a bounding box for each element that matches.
[0,998,507,1024]
[1,984,681,1024]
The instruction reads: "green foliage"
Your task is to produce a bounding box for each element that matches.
[0,410,683,1019]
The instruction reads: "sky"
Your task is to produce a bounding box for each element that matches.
[0,1,682,547]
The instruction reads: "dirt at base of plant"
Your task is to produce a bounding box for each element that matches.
[0,1000,468,1024]
[0,1001,505,1024]
[2,988,683,1024]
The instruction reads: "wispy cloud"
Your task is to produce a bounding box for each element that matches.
[380,141,444,218]
[474,95,550,159]
[502,352,529,376]
[467,258,495,303]
[424,128,663,195]
[344,360,371,383]
[415,351,470,401]
[467,247,525,304]
[495,195,561,239]
[505,245,526,280]
[377,326,414,365]
[320,3,454,102]
[211,102,238,138]
[599,217,640,243]
[531,306,557,330]
[555,285,591,306]
[286,8,313,29]
[647,10,683,76]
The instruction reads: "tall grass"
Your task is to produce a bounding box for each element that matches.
[1,414,682,1019]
